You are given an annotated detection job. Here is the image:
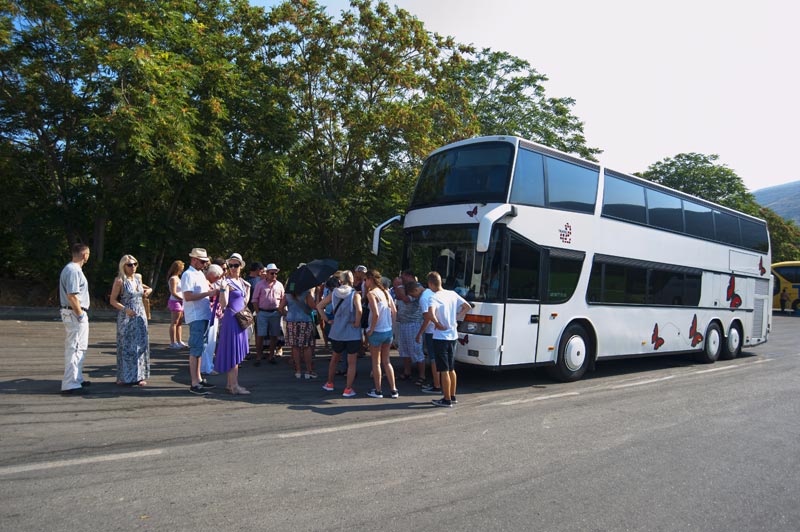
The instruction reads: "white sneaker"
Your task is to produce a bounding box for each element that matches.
[304,372,318,380]
[294,372,302,379]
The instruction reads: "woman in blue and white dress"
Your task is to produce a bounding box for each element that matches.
[110,255,152,386]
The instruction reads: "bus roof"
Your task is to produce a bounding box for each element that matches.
[429,135,767,225]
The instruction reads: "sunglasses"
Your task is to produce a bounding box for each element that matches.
[126,263,138,267]
[228,263,241,269]
[267,271,277,275]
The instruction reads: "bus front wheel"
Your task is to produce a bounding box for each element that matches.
[720,323,742,360]
[548,323,591,382]
[696,322,722,364]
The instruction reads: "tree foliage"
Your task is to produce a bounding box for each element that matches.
[1,0,600,300]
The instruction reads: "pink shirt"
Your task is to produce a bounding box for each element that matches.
[252,279,285,310]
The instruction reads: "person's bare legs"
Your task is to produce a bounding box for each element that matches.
[302,346,314,374]
[439,370,451,401]
[370,344,382,391]
[346,353,358,390]
[255,335,265,362]
[327,352,340,384]
[292,346,302,375]
[381,343,396,392]
[189,356,201,387]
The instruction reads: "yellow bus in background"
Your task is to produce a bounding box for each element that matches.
[772,261,800,312]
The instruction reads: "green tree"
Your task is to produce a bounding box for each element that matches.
[446,48,600,160]
[638,153,800,262]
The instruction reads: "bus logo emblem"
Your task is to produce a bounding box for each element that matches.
[559,223,573,244]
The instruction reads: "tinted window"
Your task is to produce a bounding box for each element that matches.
[508,238,540,300]
[684,201,715,240]
[588,259,700,307]
[774,266,800,283]
[602,176,646,223]
[410,142,513,208]
[714,210,741,246]
[740,218,769,252]
[649,270,685,305]
[509,148,545,207]
[647,189,684,232]
[547,256,583,303]
[546,157,598,213]
[599,263,647,304]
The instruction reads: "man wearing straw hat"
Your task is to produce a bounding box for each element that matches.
[180,247,218,395]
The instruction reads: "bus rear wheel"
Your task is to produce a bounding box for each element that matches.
[720,323,742,360]
[548,323,591,382]
[695,322,722,364]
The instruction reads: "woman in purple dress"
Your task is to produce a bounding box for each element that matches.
[214,253,251,395]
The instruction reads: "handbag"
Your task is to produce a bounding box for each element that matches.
[235,307,254,331]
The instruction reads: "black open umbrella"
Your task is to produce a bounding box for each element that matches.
[287,259,339,293]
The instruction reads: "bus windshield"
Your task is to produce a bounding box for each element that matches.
[409,142,514,208]
[403,226,503,302]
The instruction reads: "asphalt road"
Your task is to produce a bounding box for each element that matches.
[1,310,798,531]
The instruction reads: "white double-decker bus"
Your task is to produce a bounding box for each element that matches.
[373,136,771,381]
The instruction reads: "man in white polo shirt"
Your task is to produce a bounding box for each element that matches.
[59,243,91,395]
[180,247,218,395]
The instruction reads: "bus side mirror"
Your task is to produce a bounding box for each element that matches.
[476,205,516,252]
[372,215,403,256]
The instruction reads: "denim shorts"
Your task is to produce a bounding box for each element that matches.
[256,310,282,338]
[188,319,209,357]
[367,329,393,346]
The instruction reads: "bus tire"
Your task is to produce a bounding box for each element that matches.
[720,323,743,360]
[695,322,722,364]
[547,323,591,382]
[792,300,800,313]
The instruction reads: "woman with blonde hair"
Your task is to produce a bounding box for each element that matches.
[364,269,398,398]
[166,260,187,349]
[110,254,152,386]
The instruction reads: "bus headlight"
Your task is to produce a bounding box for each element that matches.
[458,314,492,336]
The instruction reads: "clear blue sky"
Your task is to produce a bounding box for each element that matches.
[252,0,800,192]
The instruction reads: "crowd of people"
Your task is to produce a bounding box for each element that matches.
[57,244,471,408]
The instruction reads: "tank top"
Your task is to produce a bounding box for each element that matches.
[371,290,393,333]
[329,287,362,342]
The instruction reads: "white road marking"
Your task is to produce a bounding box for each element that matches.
[498,392,580,406]
[0,449,164,476]
[277,412,447,439]
[693,364,741,374]
[611,376,674,389]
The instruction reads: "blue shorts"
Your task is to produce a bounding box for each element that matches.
[367,329,393,346]
[256,310,282,338]
[188,319,209,357]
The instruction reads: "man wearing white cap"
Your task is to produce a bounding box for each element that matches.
[252,263,285,365]
[180,247,218,395]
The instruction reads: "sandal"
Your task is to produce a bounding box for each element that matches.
[414,377,426,386]
[398,374,412,381]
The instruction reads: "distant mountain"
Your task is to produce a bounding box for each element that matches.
[753,181,800,225]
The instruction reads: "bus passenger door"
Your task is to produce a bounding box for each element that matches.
[500,236,541,366]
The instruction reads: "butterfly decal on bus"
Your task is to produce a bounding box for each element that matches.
[466,206,478,218]
[759,257,766,276]
[651,324,665,350]
[727,275,742,308]
[689,315,704,347]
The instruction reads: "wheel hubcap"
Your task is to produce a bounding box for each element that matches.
[707,328,720,355]
[729,328,741,352]
[564,335,586,372]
